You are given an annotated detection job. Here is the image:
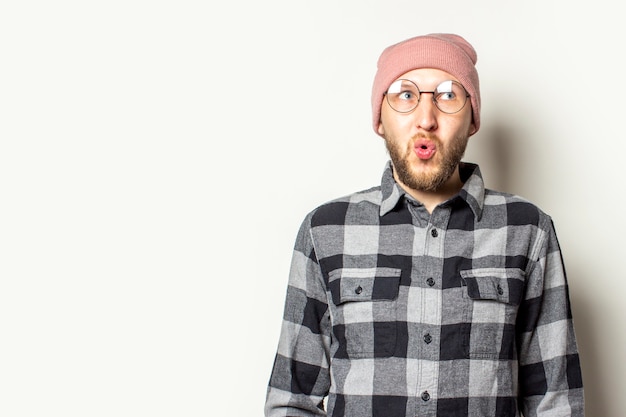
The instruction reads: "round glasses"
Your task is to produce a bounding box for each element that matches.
[384,79,470,114]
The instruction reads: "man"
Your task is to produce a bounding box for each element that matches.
[265,33,584,417]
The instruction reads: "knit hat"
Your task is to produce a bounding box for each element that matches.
[371,33,481,135]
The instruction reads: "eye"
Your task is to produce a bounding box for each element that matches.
[434,80,461,102]
[385,79,421,112]
[387,80,419,101]
[437,91,456,101]
[399,90,416,101]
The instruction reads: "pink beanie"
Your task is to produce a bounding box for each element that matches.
[371,33,481,134]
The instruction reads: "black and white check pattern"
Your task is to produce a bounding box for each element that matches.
[266,162,584,417]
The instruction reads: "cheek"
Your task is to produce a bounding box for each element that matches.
[379,103,407,135]
[380,112,414,137]
[442,114,473,137]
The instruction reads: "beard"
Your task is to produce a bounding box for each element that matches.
[384,132,470,192]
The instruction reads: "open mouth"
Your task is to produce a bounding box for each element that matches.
[415,140,436,160]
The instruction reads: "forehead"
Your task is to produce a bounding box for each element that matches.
[392,68,460,87]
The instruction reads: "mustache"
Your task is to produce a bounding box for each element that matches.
[413,133,440,143]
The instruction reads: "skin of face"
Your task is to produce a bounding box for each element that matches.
[377,68,477,207]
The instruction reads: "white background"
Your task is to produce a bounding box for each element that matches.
[1,1,623,416]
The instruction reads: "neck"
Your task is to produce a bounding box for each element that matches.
[395,166,464,213]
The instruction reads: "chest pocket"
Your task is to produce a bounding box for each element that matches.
[460,267,525,306]
[460,268,526,359]
[328,267,401,358]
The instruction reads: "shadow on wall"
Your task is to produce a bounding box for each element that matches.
[471,123,604,417]
[466,123,536,198]
[467,124,512,193]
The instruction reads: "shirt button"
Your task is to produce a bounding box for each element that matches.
[497,284,504,295]
[421,391,430,401]
[426,277,435,287]
[355,286,363,294]
[430,229,438,238]
[423,333,432,344]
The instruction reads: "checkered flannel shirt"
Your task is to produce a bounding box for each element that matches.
[266,161,584,417]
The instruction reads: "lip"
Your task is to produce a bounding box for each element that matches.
[414,138,437,160]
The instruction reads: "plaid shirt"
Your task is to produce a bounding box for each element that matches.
[266,162,584,417]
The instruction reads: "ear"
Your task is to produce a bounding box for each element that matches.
[468,122,477,137]
[377,121,385,136]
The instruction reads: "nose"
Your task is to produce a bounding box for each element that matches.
[413,93,438,131]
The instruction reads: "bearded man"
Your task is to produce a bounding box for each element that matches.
[265,33,584,417]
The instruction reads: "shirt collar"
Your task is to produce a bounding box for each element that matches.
[379,160,485,220]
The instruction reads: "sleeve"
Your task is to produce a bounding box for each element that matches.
[517,216,585,416]
[265,214,332,417]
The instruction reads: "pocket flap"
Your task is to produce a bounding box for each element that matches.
[460,268,525,306]
[329,267,402,304]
